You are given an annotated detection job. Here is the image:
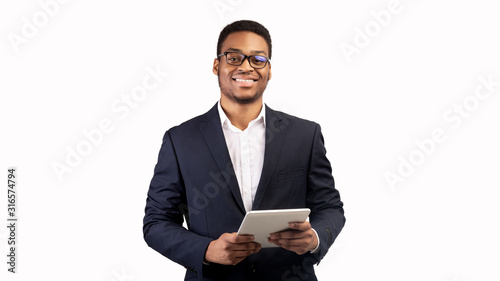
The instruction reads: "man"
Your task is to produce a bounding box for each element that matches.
[143,20,345,281]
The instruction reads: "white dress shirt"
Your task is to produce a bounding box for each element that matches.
[217,101,320,253]
[218,102,266,212]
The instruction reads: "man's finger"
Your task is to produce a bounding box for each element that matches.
[270,229,307,240]
[232,233,256,243]
[269,237,304,245]
[288,221,311,231]
[232,242,261,251]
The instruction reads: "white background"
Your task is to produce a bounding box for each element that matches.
[1,0,499,280]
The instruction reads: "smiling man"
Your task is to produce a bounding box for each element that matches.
[143,20,345,281]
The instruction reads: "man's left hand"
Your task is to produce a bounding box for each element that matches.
[268,221,318,255]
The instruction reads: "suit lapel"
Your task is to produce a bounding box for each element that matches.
[252,105,288,210]
[199,104,246,214]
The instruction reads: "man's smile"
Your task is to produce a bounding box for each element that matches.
[232,75,259,87]
[234,78,256,82]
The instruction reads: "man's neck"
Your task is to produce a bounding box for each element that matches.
[220,97,263,131]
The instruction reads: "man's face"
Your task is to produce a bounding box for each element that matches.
[213,31,272,104]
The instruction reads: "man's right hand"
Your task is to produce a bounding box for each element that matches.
[204,233,262,265]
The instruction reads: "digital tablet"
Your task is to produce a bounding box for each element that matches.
[237,208,311,248]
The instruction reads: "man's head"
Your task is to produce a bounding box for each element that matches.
[216,20,272,60]
[213,20,272,105]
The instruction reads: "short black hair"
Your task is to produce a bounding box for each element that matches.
[216,20,272,59]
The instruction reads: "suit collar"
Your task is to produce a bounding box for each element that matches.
[200,103,246,214]
[217,101,267,129]
[252,105,288,210]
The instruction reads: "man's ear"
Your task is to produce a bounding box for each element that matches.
[213,58,219,75]
[268,64,272,80]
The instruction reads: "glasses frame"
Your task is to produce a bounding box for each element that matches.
[217,52,271,69]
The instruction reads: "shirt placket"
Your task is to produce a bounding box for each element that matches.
[240,130,253,212]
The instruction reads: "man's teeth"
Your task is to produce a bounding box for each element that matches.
[235,79,254,82]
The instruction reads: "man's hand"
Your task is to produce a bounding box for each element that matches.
[204,233,262,265]
[268,221,318,255]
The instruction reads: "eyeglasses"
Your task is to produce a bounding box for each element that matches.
[218,52,270,69]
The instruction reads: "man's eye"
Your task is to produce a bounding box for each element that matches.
[252,57,266,64]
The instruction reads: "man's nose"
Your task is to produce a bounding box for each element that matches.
[237,57,254,71]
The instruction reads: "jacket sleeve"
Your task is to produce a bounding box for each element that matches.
[143,130,212,277]
[307,124,346,263]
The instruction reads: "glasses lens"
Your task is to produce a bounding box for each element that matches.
[250,55,267,68]
[224,52,268,68]
[226,53,244,65]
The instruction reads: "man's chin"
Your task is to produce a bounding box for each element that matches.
[226,91,263,105]
[233,96,259,104]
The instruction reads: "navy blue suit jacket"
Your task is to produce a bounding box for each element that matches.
[143,104,345,281]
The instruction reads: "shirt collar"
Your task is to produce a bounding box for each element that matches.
[217,101,266,129]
